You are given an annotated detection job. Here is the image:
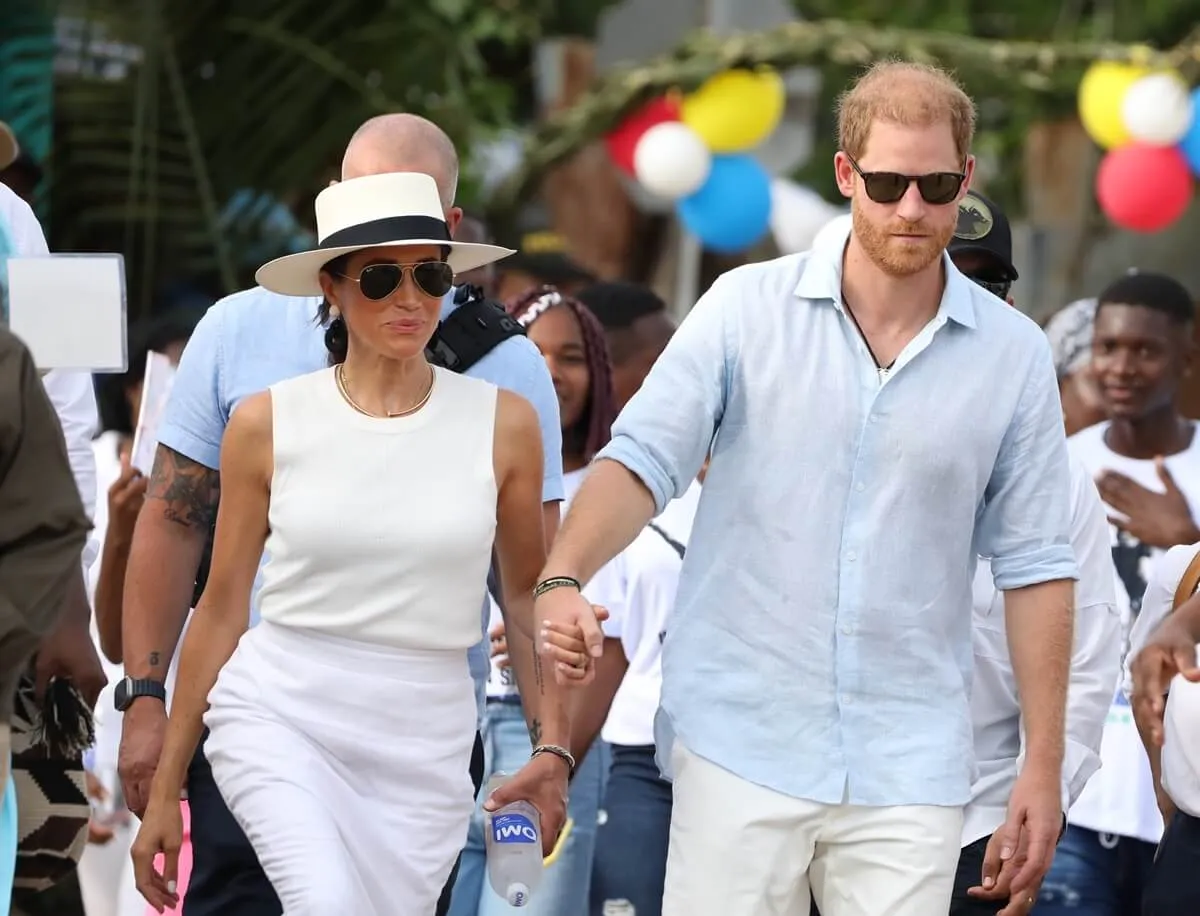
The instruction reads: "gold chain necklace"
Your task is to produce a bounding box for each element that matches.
[334,363,436,418]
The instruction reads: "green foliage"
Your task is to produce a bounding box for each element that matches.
[33,0,621,316]
[788,0,1200,212]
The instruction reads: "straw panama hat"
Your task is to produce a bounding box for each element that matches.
[0,122,18,171]
[255,172,515,297]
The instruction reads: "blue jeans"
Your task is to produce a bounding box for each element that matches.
[1033,825,1156,916]
[590,744,672,916]
[448,700,609,916]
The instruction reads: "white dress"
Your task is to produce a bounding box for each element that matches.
[202,366,499,915]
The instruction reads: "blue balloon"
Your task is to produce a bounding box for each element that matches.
[1178,87,1200,176]
[677,154,772,253]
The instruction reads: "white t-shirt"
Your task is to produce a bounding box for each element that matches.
[963,453,1120,845]
[1066,421,1200,843]
[1124,543,1200,819]
[601,479,702,747]
[485,467,625,699]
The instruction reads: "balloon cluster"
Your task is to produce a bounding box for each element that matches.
[1080,62,1199,232]
[605,68,785,253]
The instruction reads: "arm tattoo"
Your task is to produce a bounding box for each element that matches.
[147,446,220,532]
[148,651,161,667]
[532,641,545,692]
[529,718,542,746]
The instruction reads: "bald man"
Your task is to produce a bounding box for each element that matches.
[117,115,564,916]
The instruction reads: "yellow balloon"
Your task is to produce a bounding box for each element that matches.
[681,68,785,153]
[1078,61,1150,149]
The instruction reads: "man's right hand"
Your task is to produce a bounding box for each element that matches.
[533,587,606,686]
[119,699,168,818]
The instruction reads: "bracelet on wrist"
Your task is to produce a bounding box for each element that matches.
[531,743,576,778]
[533,576,581,599]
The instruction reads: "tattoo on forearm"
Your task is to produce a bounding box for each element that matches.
[529,718,542,746]
[148,651,161,668]
[147,446,220,532]
[532,642,546,693]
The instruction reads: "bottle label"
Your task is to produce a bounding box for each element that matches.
[490,811,538,844]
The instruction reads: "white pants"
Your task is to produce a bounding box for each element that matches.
[663,744,963,916]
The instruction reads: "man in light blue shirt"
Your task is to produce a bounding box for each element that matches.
[535,62,1076,916]
[116,114,563,916]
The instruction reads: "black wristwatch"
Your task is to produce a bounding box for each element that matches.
[114,677,167,711]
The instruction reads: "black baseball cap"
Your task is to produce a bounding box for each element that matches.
[947,190,1018,282]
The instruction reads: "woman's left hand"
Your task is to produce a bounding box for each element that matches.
[482,752,569,857]
[131,795,184,912]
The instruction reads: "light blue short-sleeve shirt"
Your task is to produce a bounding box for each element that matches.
[157,287,564,712]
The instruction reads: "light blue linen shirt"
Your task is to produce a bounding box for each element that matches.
[156,286,564,715]
[599,224,1078,807]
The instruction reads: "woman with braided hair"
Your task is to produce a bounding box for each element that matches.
[448,285,622,916]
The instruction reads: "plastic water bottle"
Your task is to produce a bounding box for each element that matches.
[485,775,543,906]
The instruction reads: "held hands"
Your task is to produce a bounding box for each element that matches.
[130,792,184,912]
[968,826,1042,915]
[492,605,610,681]
[534,585,609,685]
[983,766,1062,910]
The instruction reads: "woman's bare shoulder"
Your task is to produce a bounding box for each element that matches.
[222,391,273,471]
[494,388,539,441]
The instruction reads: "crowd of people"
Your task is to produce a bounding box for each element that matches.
[1,58,1199,916]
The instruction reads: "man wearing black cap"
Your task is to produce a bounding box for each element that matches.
[945,192,1121,916]
[946,190,1019,304]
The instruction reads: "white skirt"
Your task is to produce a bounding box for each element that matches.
[203,620,477,915]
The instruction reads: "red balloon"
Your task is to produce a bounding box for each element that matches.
[1096,143,1193,232]
[605,97,681,175]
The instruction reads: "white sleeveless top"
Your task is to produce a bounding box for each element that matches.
[255,366,498,651]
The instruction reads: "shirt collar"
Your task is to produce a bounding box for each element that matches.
[794,217,978,330]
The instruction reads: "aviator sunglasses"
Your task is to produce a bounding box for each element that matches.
[337,261,455,300]
[845,154,966,206]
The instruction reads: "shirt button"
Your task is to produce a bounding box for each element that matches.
[855,482,865,492]
[846,551,857,561]
[842,695,854,705]
[841,624,854,635]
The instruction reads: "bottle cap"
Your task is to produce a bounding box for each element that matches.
[506,882,531,906]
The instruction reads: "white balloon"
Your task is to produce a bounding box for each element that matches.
[632,122,712,200]
[1121,72,1194,146]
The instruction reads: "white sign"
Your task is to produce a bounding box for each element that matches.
[6,253,127,371]
[129,351,177,475]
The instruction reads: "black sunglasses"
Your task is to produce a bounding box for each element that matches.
[337,261,454,300]
[964,275,1012,300]
[845,154,966,206]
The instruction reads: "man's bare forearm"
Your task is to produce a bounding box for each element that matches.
[1006,578,1074,767]
[122,446,217,681]
[542,460,657,584]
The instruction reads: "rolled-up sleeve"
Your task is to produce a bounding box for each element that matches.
[977,336,1078,589]
[156,304,228,470]
[596,276,733,514]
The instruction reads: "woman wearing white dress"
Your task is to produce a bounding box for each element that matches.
[130,172,577,914]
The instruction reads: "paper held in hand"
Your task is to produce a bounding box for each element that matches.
[129,351,177,475]
[5,253,127,371]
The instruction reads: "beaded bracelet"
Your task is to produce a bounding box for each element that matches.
[531,743,576,778]
[533,575,581,599]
